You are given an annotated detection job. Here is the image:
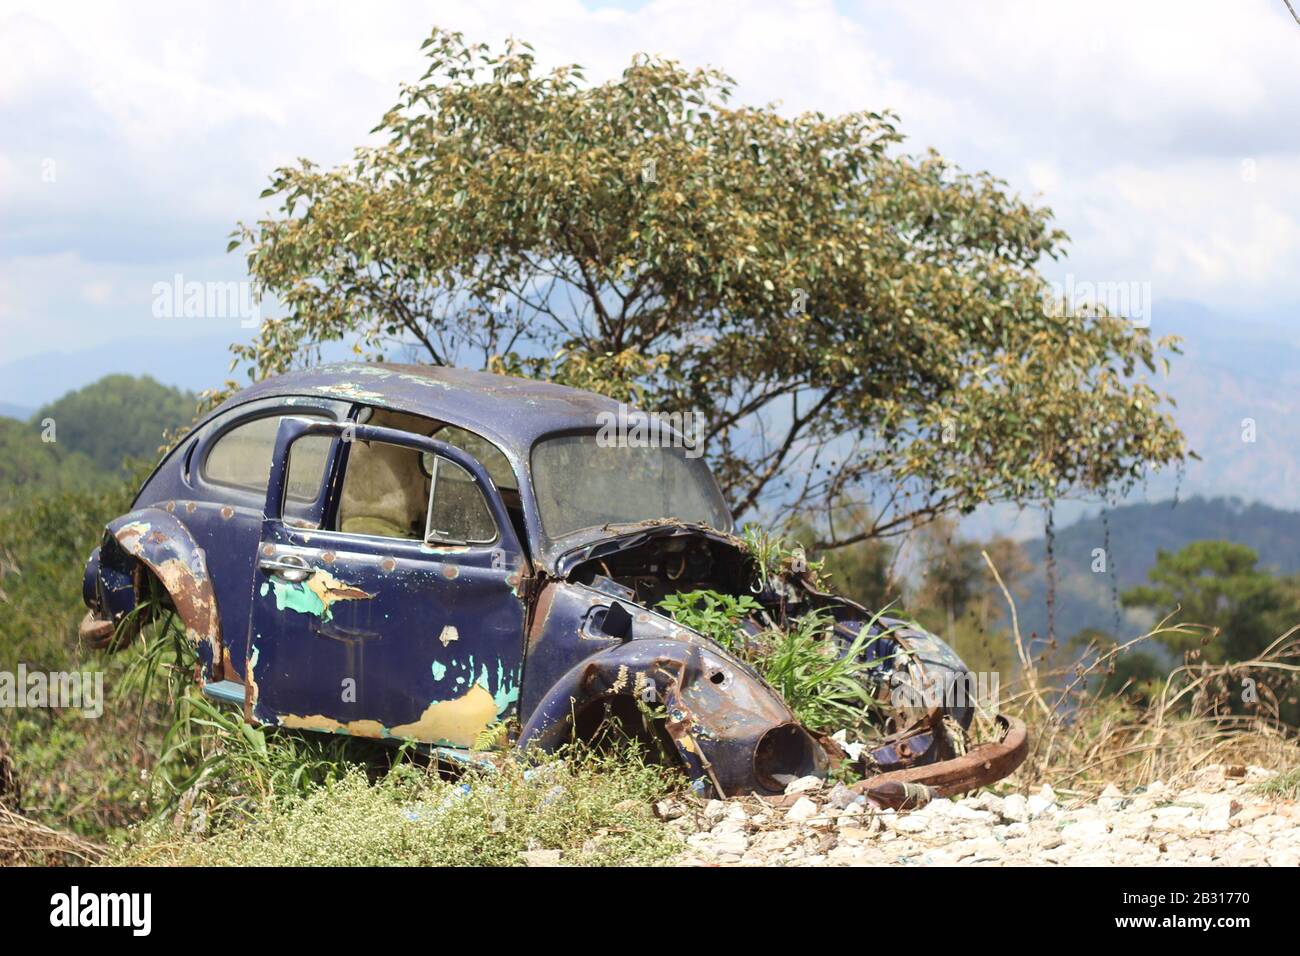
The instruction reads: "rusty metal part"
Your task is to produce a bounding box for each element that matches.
[77,611,116,649]
[853,715,1028,810]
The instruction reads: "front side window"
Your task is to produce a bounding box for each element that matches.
[203,413,331,501]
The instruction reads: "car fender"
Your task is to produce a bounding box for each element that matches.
[518,629,825,798]
[94,508,222,678]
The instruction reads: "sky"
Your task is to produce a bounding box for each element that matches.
[2,0,1300,390]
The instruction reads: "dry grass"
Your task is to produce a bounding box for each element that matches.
[981,550,1300,795]
[0,803,105,866]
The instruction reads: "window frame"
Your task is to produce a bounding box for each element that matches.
[328,436,501,547]
[200,409,335,503]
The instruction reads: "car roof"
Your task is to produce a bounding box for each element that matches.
[213,362,622,458]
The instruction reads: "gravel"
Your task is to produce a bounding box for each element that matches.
[669,764,1300,866]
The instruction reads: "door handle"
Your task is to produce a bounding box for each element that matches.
[258,553,312,582]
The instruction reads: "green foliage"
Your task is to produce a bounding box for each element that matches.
[116,746,682,867]
[0,419,100,506]
[742,523,821,588]
[229,26,1187,541]
[656,590,762,650]
[658,587,889,735]
[1121,540,1300,664]
[758,612,887,733]
[0,477,169,837]
[34,374,198,475]
[1254,766,1300,800]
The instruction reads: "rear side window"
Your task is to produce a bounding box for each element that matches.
[433,425,517,490]
[203,414,332,501]
[427,456,497,544]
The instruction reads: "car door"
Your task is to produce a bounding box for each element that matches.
[246,417,530,748]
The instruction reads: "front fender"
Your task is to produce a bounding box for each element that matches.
[95,508,222,679]
[518,635,825,798]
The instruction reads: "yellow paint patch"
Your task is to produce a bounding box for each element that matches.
[304,570,373,612]
[391,685,498,747]
[278,714,387,739]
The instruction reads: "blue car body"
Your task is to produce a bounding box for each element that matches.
[81,363,987,797]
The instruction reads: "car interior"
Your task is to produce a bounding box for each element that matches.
[334,407,527,546]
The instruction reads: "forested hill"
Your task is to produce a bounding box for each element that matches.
[1015,496,1300,640]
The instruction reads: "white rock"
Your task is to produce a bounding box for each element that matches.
[785,775,824,796]
[518,849,562,867]
[1201,798,1242,832]
[1001,793,1029,823]
[654,798,685,821]
[893,814,929,834]
[1026,794,1058,819]
[702,799,728,827]
[786,796,819,822]
[826,782,858,809]
[1061,818,1110,842]
[1097,783,1125,811]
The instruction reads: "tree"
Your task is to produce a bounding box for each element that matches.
[1121,541,1297,664]
[908,519,1027,677]
[35,375,198,475]
[228,27,1187,544]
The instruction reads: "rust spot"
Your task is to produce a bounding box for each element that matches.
[261,543,275,557]
[220,506,234,520]
[165,500,175,513]
[185,501,197,514]
[380,557,396,572]
[321,550,337,564]
[441,564,459,580]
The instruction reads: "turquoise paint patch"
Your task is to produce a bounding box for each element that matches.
[432,661,447,681]
[270,578,331,620]
[492,660,521,714]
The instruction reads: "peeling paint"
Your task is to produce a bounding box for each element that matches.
[391,685,498,746]
[279,713,388,738]
[270,569,373,622]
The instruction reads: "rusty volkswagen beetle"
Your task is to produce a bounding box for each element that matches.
[80,363,1025,801]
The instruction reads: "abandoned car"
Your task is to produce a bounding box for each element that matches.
[79,363,1026,803]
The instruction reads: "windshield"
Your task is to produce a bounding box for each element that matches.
[532,433,733,539]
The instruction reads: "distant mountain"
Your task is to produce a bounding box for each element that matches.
[0,402,33,421]
[34,375,199,474]
[0,333,246,408]
[1134,300,1300,512]
[1011,496,1300,642]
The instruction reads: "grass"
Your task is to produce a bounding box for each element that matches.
[114,746,683,867]
[657,589,897,737]
[980,550,1300,795]
[1254,766,1300,799]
